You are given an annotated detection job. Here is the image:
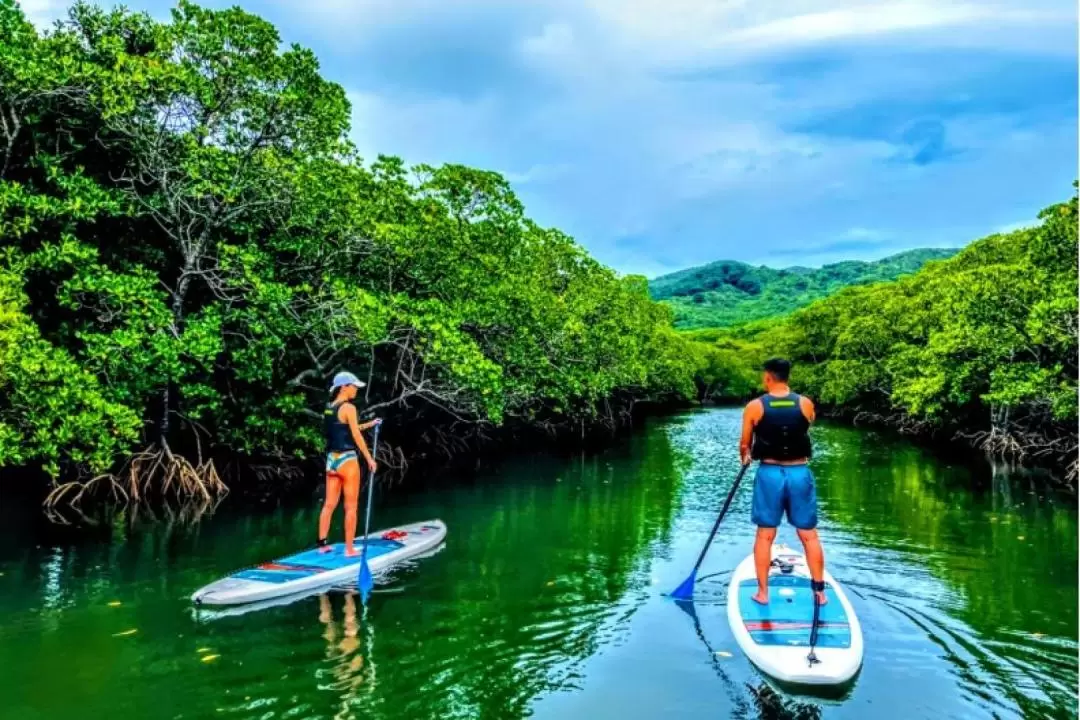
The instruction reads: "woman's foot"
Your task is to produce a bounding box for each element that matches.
[751,591,769,605]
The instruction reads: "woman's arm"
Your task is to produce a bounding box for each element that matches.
[341,403,377,472]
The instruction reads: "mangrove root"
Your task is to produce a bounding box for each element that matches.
[43,444,229,512]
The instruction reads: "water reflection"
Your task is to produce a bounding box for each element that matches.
[317,592,376,718]
[0,410,1075,720]
[809,424,1078,717]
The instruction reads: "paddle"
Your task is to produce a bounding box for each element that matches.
[667,462,751,600]
[807,579,824,666]
[357,420,382,603]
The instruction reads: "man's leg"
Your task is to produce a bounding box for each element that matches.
[750,464,783,604]
[796,528,826,605]
[752,527,777,604]
[790,465,826,605]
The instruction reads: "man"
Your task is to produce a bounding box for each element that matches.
[319,371,380,556]
[739,357,827,606]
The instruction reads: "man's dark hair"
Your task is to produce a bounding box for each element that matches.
[762,357,792,382]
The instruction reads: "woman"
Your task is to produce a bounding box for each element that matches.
[319,371,380,556]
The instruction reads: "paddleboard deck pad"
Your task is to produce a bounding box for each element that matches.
[191,519,446,606]
[727,544,863,686]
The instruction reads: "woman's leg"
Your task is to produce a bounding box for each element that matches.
[319,470,343,545]
[341,460,362,556]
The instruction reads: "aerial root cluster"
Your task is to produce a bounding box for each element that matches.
[44,444,229,512]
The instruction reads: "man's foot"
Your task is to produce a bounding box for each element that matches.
[815,591,828,606]
[811,580,828,605]
[344,546,360,558]
[751,591,769,605]
[316,538,333,553]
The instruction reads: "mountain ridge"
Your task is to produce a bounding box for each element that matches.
[649,247,959,328]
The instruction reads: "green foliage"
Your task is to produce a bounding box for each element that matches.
[696,191,1078,467]
[650,248,958,328]
[0,263,141,476]
[0,0,695,479]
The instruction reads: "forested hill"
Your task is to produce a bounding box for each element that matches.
[649,248,959,328]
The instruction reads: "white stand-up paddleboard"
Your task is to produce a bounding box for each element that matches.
[191,519,447,606]
[727,543,863,686]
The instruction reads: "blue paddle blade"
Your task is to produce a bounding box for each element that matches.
[358,553,374,603]
[668,570,698,600]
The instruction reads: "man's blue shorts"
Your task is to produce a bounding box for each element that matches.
[751,463,818,530]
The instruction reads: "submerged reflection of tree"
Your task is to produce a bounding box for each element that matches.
[317,592,377,719]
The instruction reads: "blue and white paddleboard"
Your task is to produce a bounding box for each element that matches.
[727,544,863,686]
[191,519,447,606]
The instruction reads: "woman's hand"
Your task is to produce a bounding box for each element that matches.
[365,454,377,474]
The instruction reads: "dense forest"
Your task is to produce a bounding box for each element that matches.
[650,248,959,328]
[1,0,1075,508]
[0,0,698,505]
[688,191,1079,483]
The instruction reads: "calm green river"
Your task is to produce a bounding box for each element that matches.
[0,409,1076,720]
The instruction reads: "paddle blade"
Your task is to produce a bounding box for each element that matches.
[668,570,698,600]
[358,554,374,603]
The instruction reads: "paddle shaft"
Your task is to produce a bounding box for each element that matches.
[688,463,751,574]
[360,423,381,555]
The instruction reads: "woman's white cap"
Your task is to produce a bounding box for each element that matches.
[330,371,366,390]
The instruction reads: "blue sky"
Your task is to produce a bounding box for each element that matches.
[23,0,1079,277]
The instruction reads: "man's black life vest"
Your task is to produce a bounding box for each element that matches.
[751,393,812,462]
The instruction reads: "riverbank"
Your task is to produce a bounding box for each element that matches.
[684,189,1078,490]
[697,397,1075,493]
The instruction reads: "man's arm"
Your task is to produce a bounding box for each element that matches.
[739,400,761,466]
[800,395,816,423]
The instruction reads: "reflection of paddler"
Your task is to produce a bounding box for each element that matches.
[316,592,376,700]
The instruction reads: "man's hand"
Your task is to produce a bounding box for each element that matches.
[740,399,760,468]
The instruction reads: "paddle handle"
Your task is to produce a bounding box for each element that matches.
[689,463,751,573]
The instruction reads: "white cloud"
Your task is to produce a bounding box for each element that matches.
[18,0,64,27]
[534,0,1072,73]
[719,3,1028,50]
[285,0,1074,272]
